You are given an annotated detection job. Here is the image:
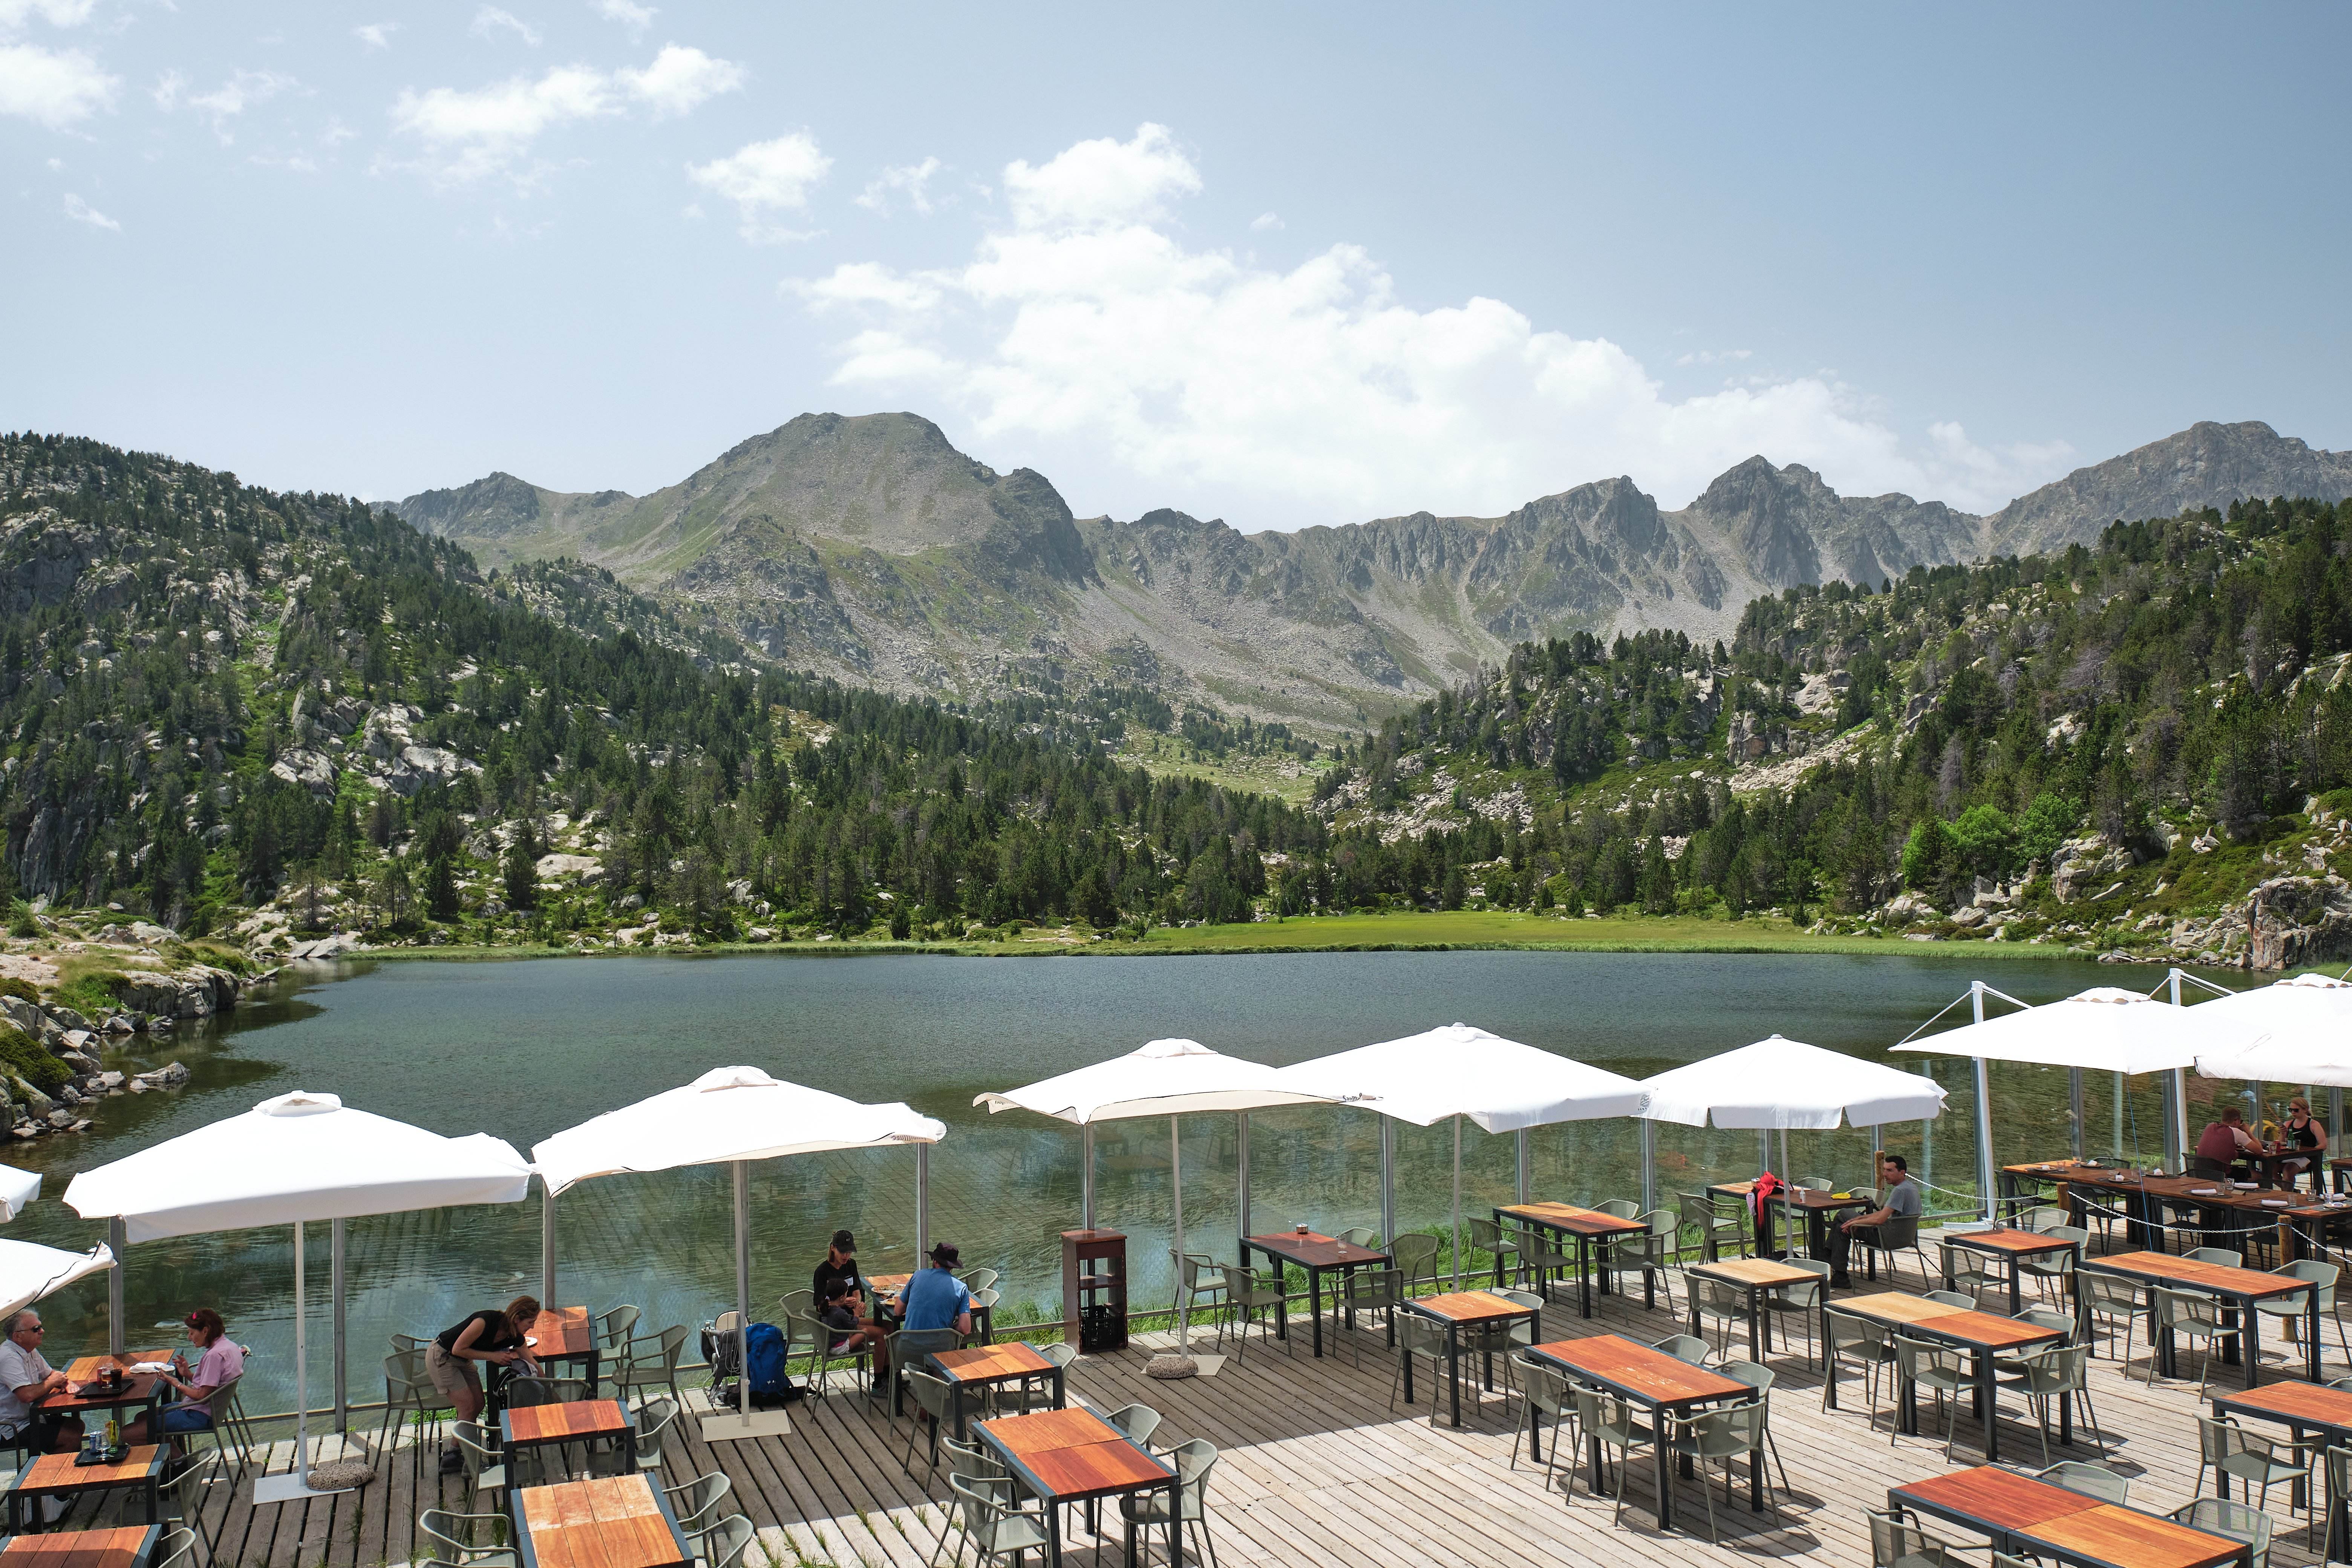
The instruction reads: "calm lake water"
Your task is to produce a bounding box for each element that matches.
[4,949,2251,1415]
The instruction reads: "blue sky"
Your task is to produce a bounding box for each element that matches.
[4,2,2347,529]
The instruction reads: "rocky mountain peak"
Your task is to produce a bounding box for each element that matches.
[1987,418,2352,554]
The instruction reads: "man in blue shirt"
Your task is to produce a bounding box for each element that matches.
[900,1243,974,1337]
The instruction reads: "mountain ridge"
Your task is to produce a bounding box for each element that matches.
[394,414,2352,728]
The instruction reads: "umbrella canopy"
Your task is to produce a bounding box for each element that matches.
[0,1239,113,1321]
[1268,1023,1645,1130]
[64,1090,534,1241]
[2193,974,2352,1085]
[0,1165,38,1222]
[1638,1036,1948,1129]
[975,1038,1338,1123]
[536,1065,945,1192]
[1898,985,2205,1075]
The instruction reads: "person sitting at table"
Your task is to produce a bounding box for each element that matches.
[901,1243,974,1340]
[1826,1154,1922,1289]
[0,1309,83,1456]
[427,1295,540,1475]
[2194,1106,2259,1180]
[2279,1098,2327,1189]
[814,1229,868,1315]
[124,1308,244,1453]
[819,1277,892,1394]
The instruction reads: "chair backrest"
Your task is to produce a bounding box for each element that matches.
[2171,1498,2272,1567]
[2014,1307,2077,1340]
[1879,1214,1921,1250]
[890,1327,961,1369]
[961,1268,1001,1292]
[162,1448,220,1517]
[1343,1267,1401,1308]
[941,1435,994,1484]
[1399,1314,1448,1357]
[385,1348,429,1387]
[1695,1277,1744,1315]
[1179,1255,1222,1293]
[390,1333,428,1354]
[1106,1402,1162,1447]
[2079,1272,2145,1313]
[1924,1289,1977,1310]
[968,1287,1000,1312]
[1512,1353,1571,1415]
[948,1475,1021,1544]
[1338,1227,1378,1248]
[1570,1384,1634,1439]
[1391,1233,1440,1280]
[2199,1415,2259,1465]
[1495,1289,1543,1312]
[597,1304,642,1346]
[696,1514,756,1568]
[2278,1258,2338,1300]
[1823,1306,1885,1360]
[667,1471,731,1527]
[776,1289,815,1321]
[505,1375,590,1407]
[2156,1286,2225,1331]
[634,1395,677,1458]
[2013,1341,2087,1392]
[1716,1359,1773,1400]
[1040,1340,1078,1369]
[1795,1177,1831,1191]
[1170,1436,1217,1497]
[2184,1247,2243,1268]
[2036,1460,2127,1504]
[904,1368,951,1419]
[154,1528,200,1568]
[1891,1335,1959,1378]
[1654,1334,1712,1365]
[2020,1205,2070,1231]
[1594,1200,1640,1220]
[1867,1508,1972,1568]
[1467,1215,1504,1250]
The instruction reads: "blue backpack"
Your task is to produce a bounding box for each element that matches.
[744,1321,790,1397]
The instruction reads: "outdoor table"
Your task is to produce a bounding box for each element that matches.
[927,1342,1063,1441]
[1238,1231,1392,1358]
[1941,1227,2083,1316]
[511,1473,689,1568]
[867,1273,911,1330]
[500,1398,635,1486]
[2016,1162,2348,1261]
[1528,1333,1752,1532]
[2208,1381,2352,1559]
[46,1354,168,1433]
[1398,1291,1540,1428]
[1708,1180,1876,1259]
[1686,1256,1818,1361]
[1892,1465,2249,1568]
[0,1525,163,1567]
[3,1447,165,1534]
[520,1305,601,1396]
[2080,1251,2318,1386]
[1495,1202,1648,1317]
[974,1407,1179,1568]
[1831,1292,2068,1461]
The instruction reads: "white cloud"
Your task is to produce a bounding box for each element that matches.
[789,122,2075,523]
[62,191,116,230]
[1002,122,1197,232]
[854,155,940,217]
[1674,348,1752,367]
[616,43,741,118]
[470,6,541,46]
[0,40,114,127]
[592,0,655,36]
[0,0,96,26]
[1250,211,1281,232]
[354,21,397,49]
[687,131,828,242]
[157,67,296,141]
[389,43,739,184]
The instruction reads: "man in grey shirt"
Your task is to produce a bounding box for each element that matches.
[0,1308,83,1453]
[1828,1153,1922,1288]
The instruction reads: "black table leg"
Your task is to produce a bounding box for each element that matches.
[1747,1293,1762,1363]
[2241,1304,2259,1387]
[1822,1295,1840,1411]
[2311,1288,2324,1383]
[1167,1474,1184,1568]
[952,1384,968,1443]
[1402,1330,1415,1405]
[1309,1267,1324,1359]
[1652,1408,1677,1528]
[1579,1237,1594,1319]
[1446,1324,1462,1428]
[1978,1348,1999,1461]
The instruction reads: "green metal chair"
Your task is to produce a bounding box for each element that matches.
[2149,1288,2242,1391]
[2194,1415,2310,1518]
[1766,1256,1830,1366]
[2006,1342,2107,1464]
[2036,1459,2128,1504]
[1822,1306,1893,1421]
[2168,1498,2274,1568]
[1178,1254,1230,1340]
[1221,1263,1291,1361]
[1677,1191,1743,1265]
[1338,1266,1401,1368]
[1337,1227,1379,1248]
[1467,1215,1524,1289]
[1390,1233,1442,1295]
[1512,1222,1573,1295]
[1713,1357,1791,1494]
[420,1508,519,1568]
[1922,1289,1978,1311]
[154,1531,202,1568]
[594,1303,641,1354]
[1653,1333,1713,1366]
[1509,1353,1575,1491]
[1664,1400,1779,1541]
[692,1514,757,1568]
[2254,1259,2348,1366]
[1890,1335,1985,1461]
[1690,1275,1746,1357]
[1386,1314,1451,1427]
[1119,1437,1220,1568]
[664,1472,732,1534]
[1601,1210,1676,1315]
[2078,1270,2146,1364]
[627,1395,678,1473]
[2185,1246,2245,1268]
[1865,1507,1978,1568]
[943,1475,1050,1567]
[1568,1384,1654,1523]
[612,1325,691,1406]
[901,1368,952,1484]
[1594,1199,1640,1220]
[1939,1244,2003,1308]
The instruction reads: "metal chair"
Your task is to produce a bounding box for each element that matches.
[2019,1226,2087,1306]
[1866,1507,1978,1568]
[2168,1498,2274,1568]
[450,1418,521,1501]
[1713,1358,1791,1494]
[2037,1459,2128,1504]
[1594,1199,1640,1220]
[420,1508,520,1568]
[1510,1353,1575,1491]
[1766,1257,1829,1365]
[1339,1266,1401,1368]
[1178,1254,1229,1343]
[378,1348,453,1460]
[1677,1191,1743,1264]
[2185,1246,2246,1268]
[1220,1263,1291,1361]
[663,1472,732,1534]
[788,1305,862,1398]
[2019,1205,2072,1233]
[2149,1288,2242,1390]
[154,1530,202,1568]
[1105,1402,1162,1449]
[1387,1314,1451,1427]
[2007,1343,2107,1464]
[2255,1259,2349,1367]
[1890,1335,1985,1461]
[1602,1211,1677,1316]
[1823,1306,1893,1421]
[1923,1289,1978,1311]
[1940,1245,2004,1308]
[901,1369,952,1483]
[1119,1436,1220,1568]
[1854,1214,1931,1288]
[1512,1222,1573,1296]
[2195,1415,2310,1517]
[1467,1216,1524,1289]
[1665,1400,1779,1541]
[963,1286,1000,1346]
[2078,1271,2146,1364]
[1653,1333,1713,1366]
[1691,1275,1747,1357]
[1006,1339,1077,1414]
[1794,1177,1832,1192]
[613,1325,690,1406]
[1337,1227,1379,1248]
[692,1514,757,1568]
[885,1327,961,1412]
[944,1474,1051,1566]
[595,1304,641,1352]
[1568,1385,1653,1523]
[156,1447,222,1557]
[628,1395,678,1473]
[503,1374,590,1406]
[1390,1233,1442,1295]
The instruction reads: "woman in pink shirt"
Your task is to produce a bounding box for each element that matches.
[127,1308,244,1449]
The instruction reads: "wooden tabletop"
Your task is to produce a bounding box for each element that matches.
[1499,1202,1648,1237]
[931,1343,1052,1384]
[1710,1181,1877,1211]
[976,1407,1171,1505]
[2086,1251,2315,1301]
[2038,1167,2343,1219]
[1690,1257,1820,1288]
[0,1526,159,1566]
[517,1474,686,1568]
[15,1447,163,1496]
[1897,1466,2245,1568]
[505,1399,630,1446]
[868,1273,911,1298]
[1836,1292,1971,1326]
[1245,1231,1389,1268]
[1838,1291,2064,1350]
[1945,1228,2079,1257]
[524,1306,593,1360]
[1404,1291,1537,1325]
[2213,1380,2352,1433]
[1530,1334,1749,1410]
[47,1355,166,1413]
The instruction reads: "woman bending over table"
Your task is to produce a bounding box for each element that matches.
[427,1295,540,1474]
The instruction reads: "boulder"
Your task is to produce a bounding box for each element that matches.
[12,1080,51,1118]
[268,748,338,798]
[2051,835,2133,902]
[60,1029,95,1055]
[0,997,42,1035]
[97,1071,124,1090]
[100,1013,133,1034]
[44,1109,73,1130]
[2246,876,2352,971]
[1950,906,1988,928]
[535,854,602,883]
[44,1005,90,1032]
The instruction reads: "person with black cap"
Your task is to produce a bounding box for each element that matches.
[899,1242,973,1338]
[813,1230,866,1311]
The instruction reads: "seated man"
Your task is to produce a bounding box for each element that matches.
[1826,1153,1921,1288]
[0,1309,84,1455]
[900,1243,974,1340]
[2194,1106,2258,1179]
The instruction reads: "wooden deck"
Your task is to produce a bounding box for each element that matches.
[114,1242,2352,1567]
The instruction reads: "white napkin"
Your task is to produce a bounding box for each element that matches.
[129,1361,172,1374]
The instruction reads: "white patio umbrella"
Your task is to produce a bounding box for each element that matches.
[976,1038,1343,1367]
[1638,1036,1948,1225]
[64,1091,533,1503]
[0,1165,40,1222]
[1271,1023,1646,1288]
[2193,974,2352,1085]
[0,1238,113,1320]
[534,1066,944,1437]
[1900,982,2212,1214]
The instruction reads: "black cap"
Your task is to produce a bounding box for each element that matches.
[928,1242,959,1266]
[830,1229,856,1253]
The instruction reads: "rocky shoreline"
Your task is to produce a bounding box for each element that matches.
[0,962,240,1139]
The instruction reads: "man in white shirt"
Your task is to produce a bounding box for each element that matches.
[0,1309,84,1453]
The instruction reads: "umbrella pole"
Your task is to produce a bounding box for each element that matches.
[107,1218,124,1357]
[1236,1112,1251,1262]
[915,1144,930,1263]
[541,1182,556,1306]
[1081,1123,1095,1232]
[1639,1120,1656,1216]
[332,1218,347,1436]
[1380,1117,1395,1248]
[1514,1128,1528,1205]
[1451,1115,1462,1289]
[1779,1127,1790,1184]
[1170,1114,1188,1355]
[2069,1069,2086,1162]
[1971,981,1996,1221]
[295,1220,309,1484]
[734,1160,751,1421]
[2165,968,2189,1170]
